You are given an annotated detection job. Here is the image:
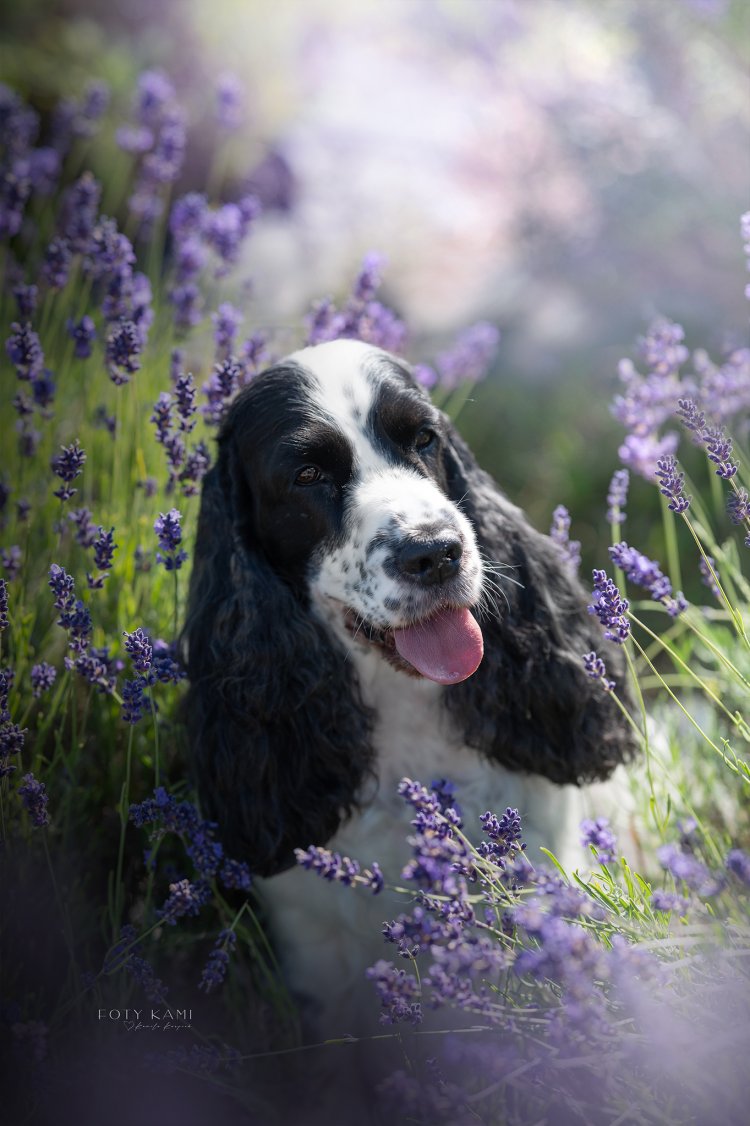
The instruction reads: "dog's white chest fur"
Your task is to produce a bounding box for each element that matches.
[258,641,585,1033]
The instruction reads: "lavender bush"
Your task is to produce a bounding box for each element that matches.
[1,71,749,1125]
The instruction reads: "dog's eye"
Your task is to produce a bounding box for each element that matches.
[414,427,436,452]
[295,465,323,486]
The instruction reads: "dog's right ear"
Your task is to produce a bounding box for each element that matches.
[181,395,374,877]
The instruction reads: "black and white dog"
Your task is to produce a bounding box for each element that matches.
[183,338,635,1031]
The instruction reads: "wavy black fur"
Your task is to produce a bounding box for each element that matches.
[440,420,635,782]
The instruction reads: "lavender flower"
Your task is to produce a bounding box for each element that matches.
[588,569,631,643]
[651,889,690,914]
[0,578,7,631]
[580,817,617,864]
[2,546,21,580]
[169,192,208,243]
[158,878,211,925]
[677,398,738,478]
[295,845,384,892]
[205,198,259,275]
[30,663,56,698]
[435,322,500,390]
[73,646,118,695]
[606,468,630,524]
[657,843,725,897]
[201,357,244,426]
[366,959,422,1025]
[6,322,43,379]
[218,858,253,892]
[154,508,187,570]
[68,507,98,547]
[479,807,525,864]
[105,318,142,384]
[699,555,721,600]
[638,317,689,376]
[212,302,243,357]
[61,171,101,251]
[121,677,145,725]
[583,650,615,692]
[85,218,136,280]
[0,171,30,239]
[0,721,25,774]
[18,773,49,828]
[704,423,738,479]
[726,848,750,886]
[655,454,691,513]
[609,541,687,617]
[180,442,211,496]
[242,332,271,376]
[150,392,173,445]
[169,281,204,330]
[619,431,679,482]
[727,487,750,526]
[86,526,116,588]
[32,370,55,411]
[173,373,197,430]
[549,505,581,572]
[51,440,86,501]
[123,627,153,675]
[199,930,237,993]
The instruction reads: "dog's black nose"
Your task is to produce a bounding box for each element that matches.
[396,535,463,585]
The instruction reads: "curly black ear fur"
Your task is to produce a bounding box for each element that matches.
[181,402,375,877]
[440,419,637,783]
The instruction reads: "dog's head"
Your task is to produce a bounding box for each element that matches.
[221,338,486,684]
[184,337,636,873]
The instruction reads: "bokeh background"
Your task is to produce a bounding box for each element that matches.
[3,0,749,566]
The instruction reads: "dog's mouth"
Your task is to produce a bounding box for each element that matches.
[343,605,484,685]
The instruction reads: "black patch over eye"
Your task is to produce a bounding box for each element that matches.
[414,427,436,452]
[295,465,323,486]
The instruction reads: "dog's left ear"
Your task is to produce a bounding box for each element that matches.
[439,417,636,784]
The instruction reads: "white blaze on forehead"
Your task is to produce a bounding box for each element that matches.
[287,339,390,471]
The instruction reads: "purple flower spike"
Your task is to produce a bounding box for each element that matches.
[158,878,211,925]
[124,627,153,674]
[549,505,581,572]
[41,236,72,289]
[6,322,44,379]
[0,578,8,631]
[435,322,500,390]
[606,469,629,525]
[726,848,750,886]
[211,302,243,358]
[295,845,384,893]
[51,440,86,501]
[704,424,738,479]
[655,455,691,513]
[18,773,50,827]
[583,651,615,692]
[580,816,617,864]
[609,540,687,617]
[588,570,630,643]
[199,930,237,993]
[31,663,56,698]
[105,318,142,384]
[154,508,187,570]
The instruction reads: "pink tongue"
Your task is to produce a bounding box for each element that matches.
[393,607,484,685]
